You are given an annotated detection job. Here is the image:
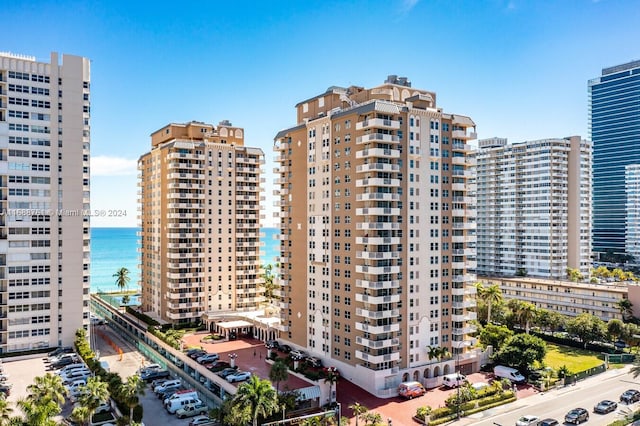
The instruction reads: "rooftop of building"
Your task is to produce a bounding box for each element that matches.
[480,275,632,292]
[602,59,640,75]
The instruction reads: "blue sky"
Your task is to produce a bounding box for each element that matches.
[2,0,639,226]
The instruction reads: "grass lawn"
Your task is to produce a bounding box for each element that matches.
[543,343,604,372]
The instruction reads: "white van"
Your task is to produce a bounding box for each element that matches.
[442,373,467,388]
[166,397,201,414]
[164,389,198,406]
[493,365,526,383]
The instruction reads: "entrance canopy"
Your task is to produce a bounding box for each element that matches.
[216,320,253,329]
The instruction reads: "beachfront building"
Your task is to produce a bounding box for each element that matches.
[590,60,640,256]
[138,121,265,324]
[626,165,640,260]
[476,136,592,279]
[273,76,482,397]
[0,52,91,352]
[478,276,627,322]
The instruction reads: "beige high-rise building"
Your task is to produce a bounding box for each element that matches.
[139,121,265,324]
[0,52,91,352]
[476,137,592,279]
[274,76,479,396]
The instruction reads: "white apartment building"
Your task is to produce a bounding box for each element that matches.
[274,76,480,397]
[0,52,91,352]
[626,164,640,260]
[138,121,265,324]
[476,137,592,279]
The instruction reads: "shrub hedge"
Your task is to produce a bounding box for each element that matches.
[74,330,143,422]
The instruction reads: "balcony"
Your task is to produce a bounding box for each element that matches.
[452,156,477,166]
[452,312,477,322]
[355,293,400,304]
[356,222,401,231]
[356,207,400,216]
[355,322,400,334]
[355,279,400,289]
[355,118,401,131]
[355,178,401,188]
[355,265,401,275]
[452,325,478,335]
[356,308,400,319]
[356,251,400,260]
[356,148,400,159]
[355,350,400,364]
[452,130,477,140]
[356,163,400,173]
[356,133,400,144]
[452,300,477,309]
[356,336,399,349]
[356,236,401,245]
[356,192,400,202]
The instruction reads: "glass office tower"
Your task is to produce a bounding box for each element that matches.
[589,60,640,256]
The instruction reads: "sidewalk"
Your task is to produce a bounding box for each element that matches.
[456,365,634,426]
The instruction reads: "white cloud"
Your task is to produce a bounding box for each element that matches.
[400,0,420,13]
[91,155,137,176]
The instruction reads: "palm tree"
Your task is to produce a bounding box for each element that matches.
[362,411,384,426]
[631,356,640,378]
[482,284,502,324]
[113,267,131,304]
[118,375,145,424]
[0,395,13,426]
[349,402,368,426]
[617,298,634,321]
[77,376,110,425]
[70,406,92,426]
[26,373,67,407]
[324,368,340,404]
[269,359,289,393]
[233,375,279,426]
[17,398,60,426]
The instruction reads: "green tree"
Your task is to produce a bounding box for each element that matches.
[493,333,547,373]
[566,313,606,348]
[349,402,368,426]
[324,368,340,404]
[630,356,640,378]
[607,319,625,342]
[617,298,634,321]
[26,373,67,408]
[478,323,514,350]
[70,406,92,426]
[536,309,566,333]
[118,375,145,424]
[269,359,289,393]
[263,264,277,304]
[477,283,503,324]
[113,267,131,304]
[77,376,110,426]
[362,411,384,426]
[507,300,538,333]
[566,268,584,282]
[0,395,13,426]
[17,398,60,426]
[233,375,279,426]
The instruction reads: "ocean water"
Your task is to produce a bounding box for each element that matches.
[90,227,281,294]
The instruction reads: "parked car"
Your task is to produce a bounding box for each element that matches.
[226,371,251,383]
[397,381,426,399]
[157,385,183,400]
[189,416,219,426]
[594,400,617,414]
[621,389,640,404]
[279,344,292,353]
[290,349,306,359]
[305,357,322,368]
[150,378,172,389]
[154,379,182,393]
[0,383,12,397]
[188,350,207,360]
[265,340,280,350]
[176,401,209,419]
[50,356,80,369]
[196,353,220,364]
[216,368,237,379]
[47,347,74,358]
[141,369,170,382]
[564,408,589,424]
[205,361,232,372]
[138,363,161,374]
[516,415,539,426]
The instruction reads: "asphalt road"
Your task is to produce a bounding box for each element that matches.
[467,367,640,426]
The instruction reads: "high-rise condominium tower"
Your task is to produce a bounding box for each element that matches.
[0,52,91,352]
[139,121,265,324]
[274,76,478,394]
[476,137,592,279]
[590,60,640,256]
